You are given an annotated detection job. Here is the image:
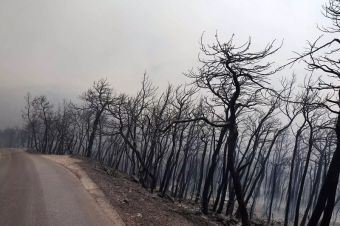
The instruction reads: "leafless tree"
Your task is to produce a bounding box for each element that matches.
[186,34,280,225]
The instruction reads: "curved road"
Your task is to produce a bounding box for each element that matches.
[0,149,114,226]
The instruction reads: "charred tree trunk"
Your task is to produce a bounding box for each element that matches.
[308,108,340,226]
[201,126,227,214]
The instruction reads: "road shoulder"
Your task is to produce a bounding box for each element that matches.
[41,154,125,226]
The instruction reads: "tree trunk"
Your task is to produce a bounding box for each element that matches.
[201,126,227,214]
[307,106,340,226]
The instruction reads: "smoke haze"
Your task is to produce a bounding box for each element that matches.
[0,0,326,128]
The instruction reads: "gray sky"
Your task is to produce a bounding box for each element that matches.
[0,0,327,129]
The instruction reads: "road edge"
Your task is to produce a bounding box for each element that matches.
[41,154,126,226]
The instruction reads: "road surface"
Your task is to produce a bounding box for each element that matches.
[0,149,114,226]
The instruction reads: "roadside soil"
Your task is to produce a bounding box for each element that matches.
[79,158,219,226]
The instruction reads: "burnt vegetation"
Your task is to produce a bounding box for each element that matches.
[11,0,340,225]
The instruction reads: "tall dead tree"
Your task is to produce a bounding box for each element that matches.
[81,79,113,158]
[188,34,280,225]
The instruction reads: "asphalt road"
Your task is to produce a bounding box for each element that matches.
[0,149,114,226]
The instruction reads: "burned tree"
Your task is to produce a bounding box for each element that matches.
[80,79,113,158]
[187,34,280,225]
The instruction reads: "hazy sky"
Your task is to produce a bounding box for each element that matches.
[0,0,328,129]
